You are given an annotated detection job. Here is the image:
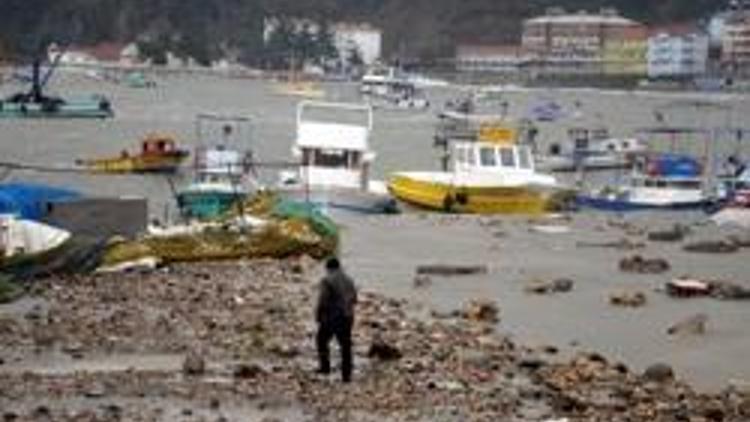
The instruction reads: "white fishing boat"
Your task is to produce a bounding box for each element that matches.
[360,66,429,111]
[277,100,397,216]
[576,153,712,211]
[0,214,71,259]
[177,114,257,220]
[536,125,646,172]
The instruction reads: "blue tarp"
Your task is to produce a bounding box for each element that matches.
[646,154,702,178]
[0,183,80,221]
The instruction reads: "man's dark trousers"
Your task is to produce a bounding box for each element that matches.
[316,317,353,382]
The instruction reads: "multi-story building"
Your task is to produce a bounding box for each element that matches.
[603,26,649,75]
[722,11,750,72]
[522,8,645,70]
[647,27,709,78]
[454,44,529,73]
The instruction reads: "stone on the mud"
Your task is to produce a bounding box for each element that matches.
[619,255,670,274]
[648,224,689,242]
[524,278,574,295]
[416,264,488,276]
[684,240,740,254]
[462,299,499,323]
[643,363,675,383]
[667,313,708,336]
[368,339,402,361]
[182,351,206,376]
[710,281,750,300]
[233,363,266,379]
[413,274,432,288]
[609,291,647,307]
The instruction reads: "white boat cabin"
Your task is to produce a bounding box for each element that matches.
[453,141,536,174]
[281,101,375,191]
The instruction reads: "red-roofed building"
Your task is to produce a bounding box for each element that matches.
[48,42,141,66]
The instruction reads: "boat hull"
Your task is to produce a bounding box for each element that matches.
[81,154,187,174]
[0,99,113,119]
[387,174,555,214]
[277,187,398,218]
[176,190,244,220]
[575,195,711,212]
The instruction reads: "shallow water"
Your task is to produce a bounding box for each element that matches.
[2,71,750,391]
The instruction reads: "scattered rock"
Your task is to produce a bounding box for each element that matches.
[710,281,750,300]
[461,299,499,323]
[666,278,712,298]
[84,382,107,398]
[182,351,206,376]
[413,274,432,288]
[233,363,266,379]
[684,240,740,254]
[268,341,299,358]
[609,291,647,308]
[643,363,675,383]
[648,224,689,242]
[368,339,402,361]
[667,313,708,336]
[416,264,488,276]
[525,278,574,295]
[619,255,670,274]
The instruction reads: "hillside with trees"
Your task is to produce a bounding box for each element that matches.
[0,0,723,65]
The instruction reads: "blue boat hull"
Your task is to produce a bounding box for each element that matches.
[575,195,711,212]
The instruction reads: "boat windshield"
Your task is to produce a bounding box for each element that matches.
[305,148,360,169]
[500,148,515,167]
[480,147,497,167]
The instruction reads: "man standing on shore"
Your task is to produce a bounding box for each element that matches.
[315,257,358,383]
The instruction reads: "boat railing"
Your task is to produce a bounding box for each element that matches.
[297,100,373,132]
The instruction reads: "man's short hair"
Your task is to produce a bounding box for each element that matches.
[326,257,341,271]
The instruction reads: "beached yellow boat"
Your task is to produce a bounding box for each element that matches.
[388,122,564,214]
[78,134,189,174]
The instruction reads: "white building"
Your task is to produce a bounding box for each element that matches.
[647,32,709,78]
[332,23,382,66]
[454,44,529,73]
[264,18,382,67]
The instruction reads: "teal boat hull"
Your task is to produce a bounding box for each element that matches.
[177,190,242,220]
[0,96,114,119]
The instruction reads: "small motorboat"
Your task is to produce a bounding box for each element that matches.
[177,114,257,220]
[576,153,714,211]
[77,134,189,174]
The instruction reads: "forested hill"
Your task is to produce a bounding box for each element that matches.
[0,0,721,63]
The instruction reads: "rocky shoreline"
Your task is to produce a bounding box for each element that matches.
[1,258,749,421]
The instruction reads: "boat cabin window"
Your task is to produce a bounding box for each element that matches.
[500,148,515,168]
[310,148,357,169]
[518,147,531,169]
[668,179,702,189]
[480,147,497,167]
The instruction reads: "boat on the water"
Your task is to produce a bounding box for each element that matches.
[576,153,714,211]
[536,125,646,172]
[0,214,71,259]
[0,58,113,119]
[176,114,256,220]
[77,133,189,174]
[277,101,397,217]
[388,120,565,214]
[360,66,429,111]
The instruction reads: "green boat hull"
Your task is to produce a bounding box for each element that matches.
[0,97,114,119]
[177,190,242,220]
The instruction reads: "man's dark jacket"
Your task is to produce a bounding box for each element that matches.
[316,269,357,325]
